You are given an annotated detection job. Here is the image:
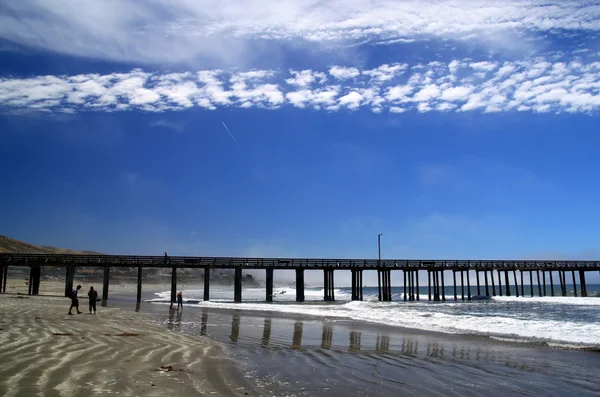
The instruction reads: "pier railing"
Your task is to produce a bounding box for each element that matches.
[1,253,599,270]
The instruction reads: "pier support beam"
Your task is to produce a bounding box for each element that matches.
[466,270,471,300]
[513,270,519,297]
[441,270,446,301]
[497,270,503,296]
[415,271,419,301]
[29,265,41,295]
[520,271,525,297]
[0,266,4,294]
[351,269,362,301]
[2,266,8,293]
[529,271,534,297]
[136,267,143,304]
[542,271,547,296]
[323,269,335,301]
[537,270,542,297]
[460,271,465,301]
[266,268,274,302]
[204,267,210,301]
[490,270,496,296]
[234,268,242,303]
[102,267,110,307]
[571,271,577,297]
[170,267,177,305]
[476,271,481,296]
[504,271,511,297]
[484,270,489,296]
[579,270,587,297]
[453,270,458,301]
[549,271,554,297]
[295,269,305,302]
[65,267,75,297]
[403,270,407,301]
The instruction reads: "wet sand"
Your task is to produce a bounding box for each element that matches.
[135,303,600,397]
[0,295,254,397]
[4,278,600,396]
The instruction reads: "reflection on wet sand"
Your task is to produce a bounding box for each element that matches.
[230,313,240,343]
[321,325,333,350]
[188,309,586,371]
[261,318,271,347]
[200,311,208,336]
[291,321,303,350]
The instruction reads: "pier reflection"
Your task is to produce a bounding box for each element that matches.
[291,321,303,350]
[190,309,554,370]
[200,311,208,336]
[230,313,240,343]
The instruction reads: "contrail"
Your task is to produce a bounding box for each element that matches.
[221,121,239,145]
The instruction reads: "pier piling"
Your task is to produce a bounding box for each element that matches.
[513,270,519,297]
[460,271,465,301]
[203,267,210,301]
[266,268,273,302]
[466,270,471,300]
[571,271,577,297]
[453,271,458,301]
[504,270,510,297]
[537,270,542,297]
[441,271,446,301]
[549,271,554,296]
[136,266,142,303]
[170,267,177,305]
[0,266,4,294]
[497,270,503,296]
[234,268,242,302]
[476,271,481,295]
[579,270,587,297]
[485,270,489,296]
[29,265,40,295]
[65,267,75,297]
[102,267,110,307]
[296,269,305,302]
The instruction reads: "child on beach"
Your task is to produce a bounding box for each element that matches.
[68,285,82,315]
[177,291,183,311]
[88,286,98,314]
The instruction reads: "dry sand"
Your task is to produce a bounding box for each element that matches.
[0,295,255,397]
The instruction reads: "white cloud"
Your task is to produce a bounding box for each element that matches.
[2,58,600,114]
[329,66,360,79]
[1,1,600,65]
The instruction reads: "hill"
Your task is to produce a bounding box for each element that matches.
[0,235,101,255]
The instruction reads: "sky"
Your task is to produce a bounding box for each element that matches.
[1,1,600,284]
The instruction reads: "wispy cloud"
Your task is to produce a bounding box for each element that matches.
[2,58,600,114]
[1,1,599,65]
[149,119,185,132]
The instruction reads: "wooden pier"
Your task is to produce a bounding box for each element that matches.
[0,254,598,304]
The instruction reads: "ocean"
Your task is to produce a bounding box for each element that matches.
[151,284,600,350]
[135,283,600,396]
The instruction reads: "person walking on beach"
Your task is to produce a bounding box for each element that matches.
[177,291,183,311]
[88,286,98,314]
[68,285,82,315]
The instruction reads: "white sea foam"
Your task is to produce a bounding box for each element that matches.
[150,286,600,348]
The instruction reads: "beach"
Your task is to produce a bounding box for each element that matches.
[0,294,254,397]
[2,277,600,397]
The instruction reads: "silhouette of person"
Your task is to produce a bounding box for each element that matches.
[177,291,183,311]
[88,286,98,314]
[68,285,82,315]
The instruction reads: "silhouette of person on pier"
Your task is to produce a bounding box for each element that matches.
[68,285,82,315]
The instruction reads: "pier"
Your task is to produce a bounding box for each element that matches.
[0,254,598,304]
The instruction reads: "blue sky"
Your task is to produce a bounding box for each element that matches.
[1,1,600,284]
